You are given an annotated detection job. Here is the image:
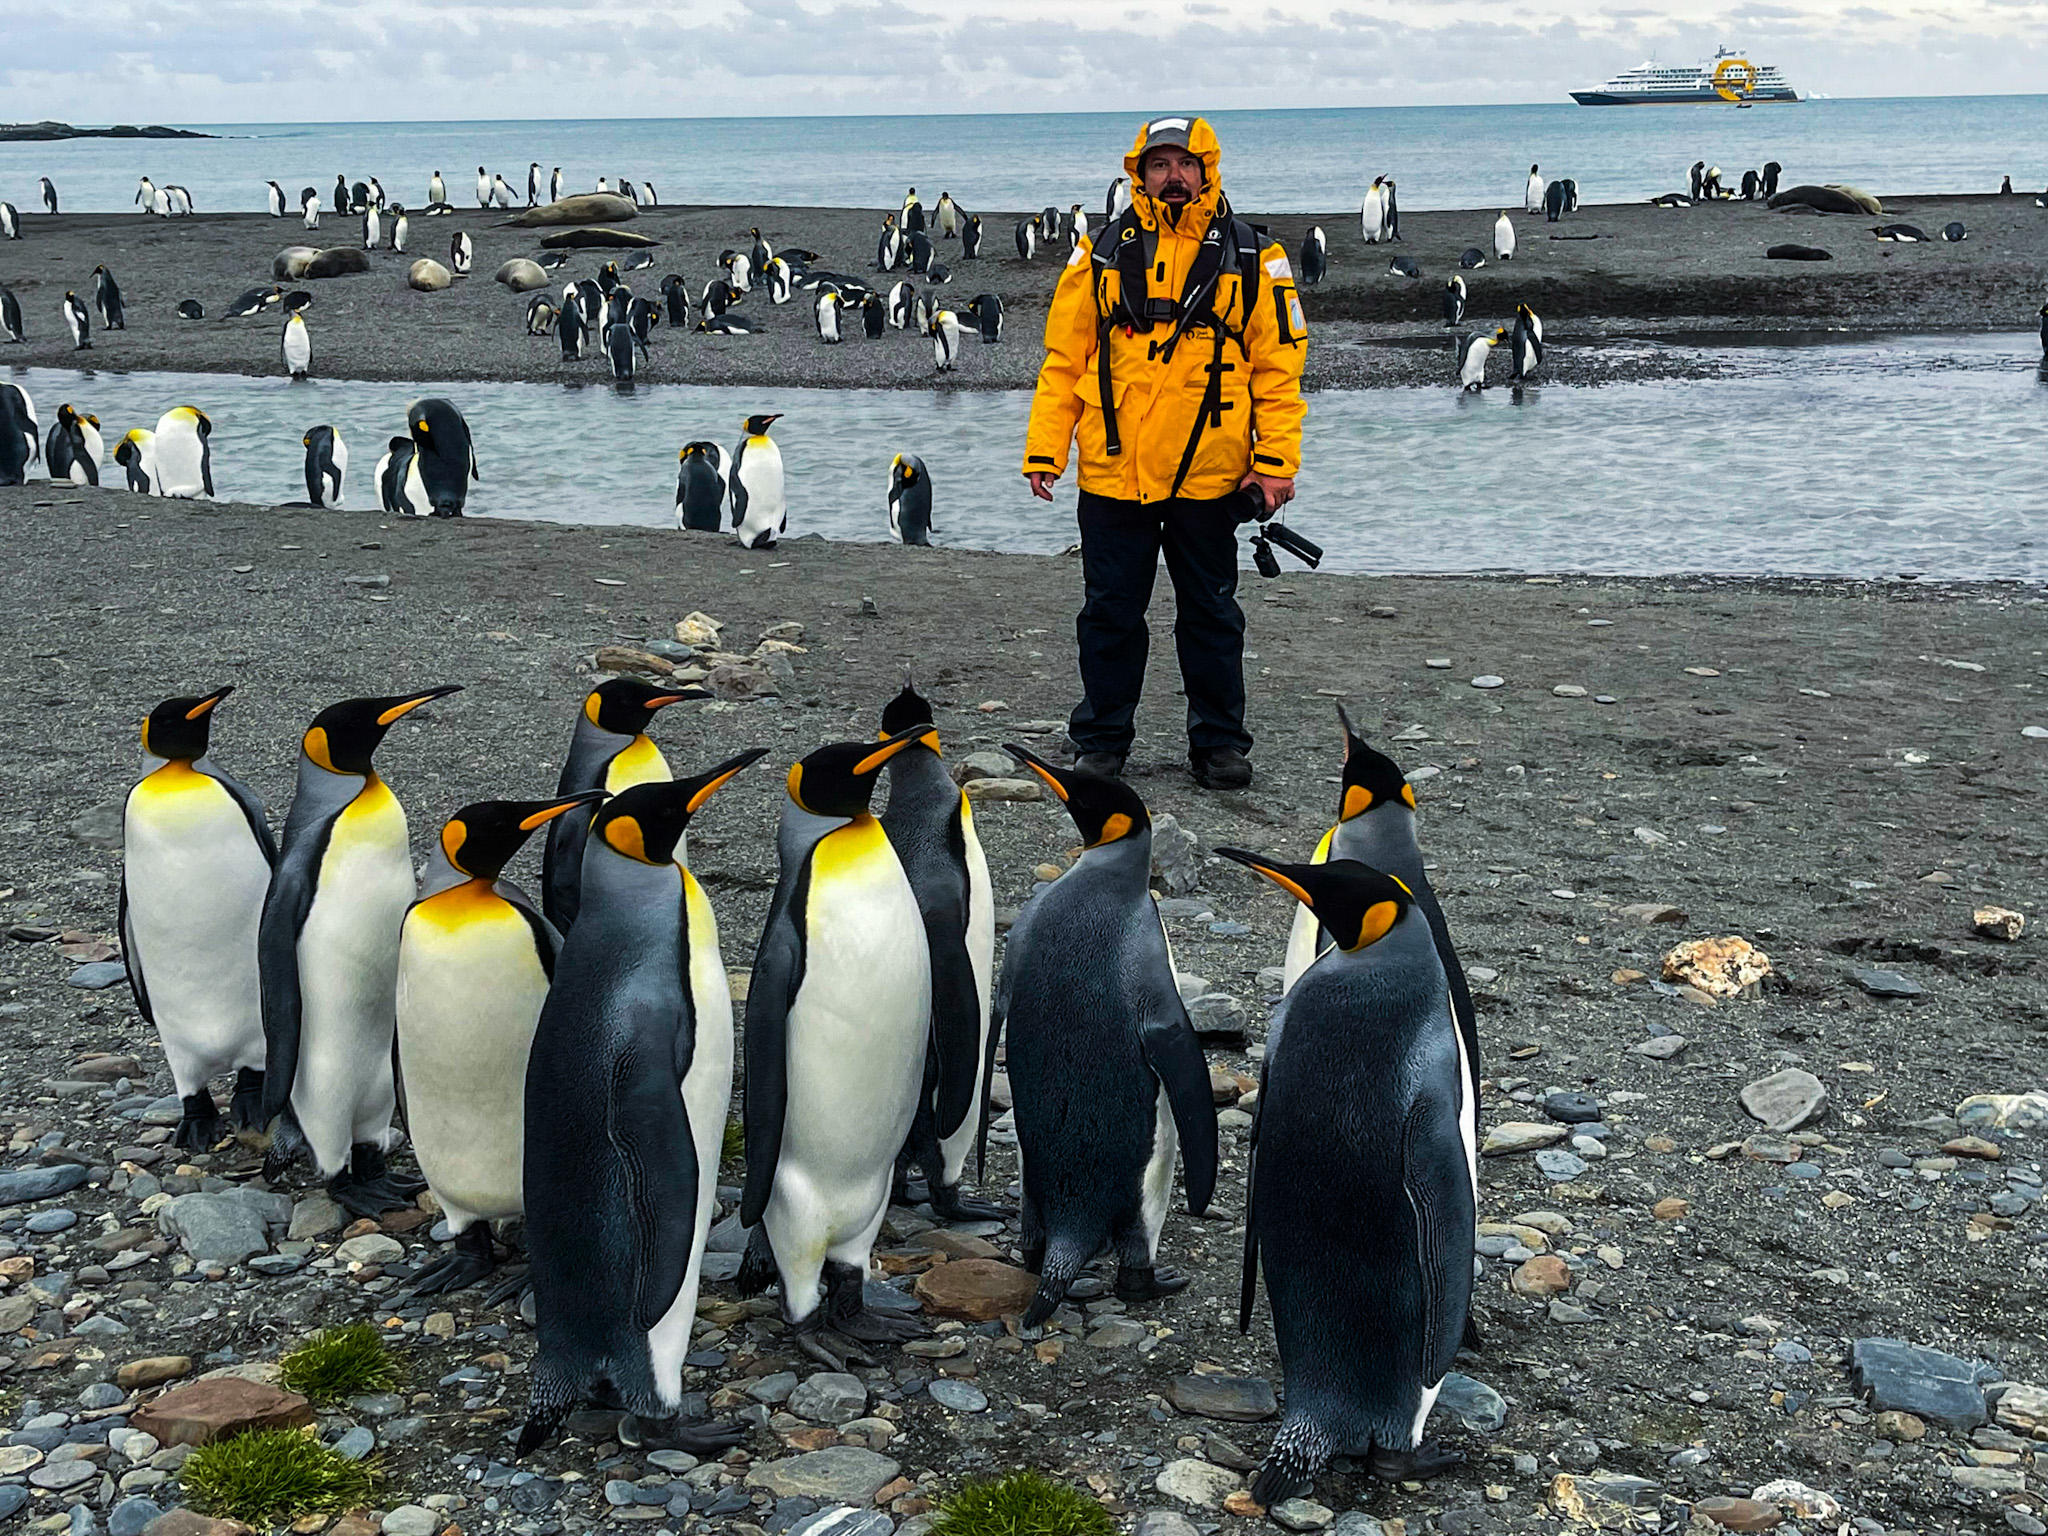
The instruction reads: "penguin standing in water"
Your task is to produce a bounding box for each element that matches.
[738,731,935,1368]
[542,679,709,932]
[1509,302,1544,383]
[1218,850,1476,1503]
[876,683,1002,1219]
[999,746,1217,1325]
[674,441,728,531]
[46,404,102,486]
[1280,708,1480,1105]
[1441,274,1465,328]
[519,761,764,1455]
[887,454,934,545]
[114,429,158,494]
[729,413,786,549]
[406,397,479,516]
[121,687,277,1149]
[93,266,125,330]
[1300,226,1326,286]
[303,424,347,506]
[398,791,604,1297]
[154,407,213,498]
[259,687,464,1215]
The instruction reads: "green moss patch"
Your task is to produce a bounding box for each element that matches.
[931,1471,1116,1536]
[181,1428,378,1525]
[722,1117,745,1167]
[278,1322,402,1405]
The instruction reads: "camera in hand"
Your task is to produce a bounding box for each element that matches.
[1236,484,1322,576]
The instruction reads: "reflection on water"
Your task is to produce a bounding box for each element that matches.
[9,330,2045,579]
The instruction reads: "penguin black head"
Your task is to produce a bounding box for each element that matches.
[583,677,711,736]
[1217,848,1414,952]
[1004,742,1150,849]
[786,729,927,818]
[302,685,463,775]
[440,791,606,881]
[744,413,782,437]
[140,686,234,761]
[878,677,941,751]
[594,748,770,863]
[890,454,919,490]
[1333,704,1416,821]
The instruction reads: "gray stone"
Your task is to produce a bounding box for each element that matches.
[287,1195,343,1241]
[76,1385,123,1411]
[1185,993,1248,1045]
[507,1478,560,1514]
[789,1509,893,1536]
[925,1379,987,1413]
[0,1489,28,1522]
[107,1500,161,1536]
[66,963,129,991]
[330,1425,374,1461]
[381,1505,440,1536]
[334,1234,403,1265]
[1852,968,1925,999]
[744,1447,901,1505]
[603,1480,637,1507]
[787,1372,867,1425]
[1741,1069,1829,1132]
[1153,1459,1241,1507]
[645,1450,698,1474]
[1329,1518,1387,1536]
[1270,1500,1334,1532]
[27,1210,77,1235]
[1433,1372,1507,1433]
[1850,1338,1992,1428]
[951,751,1014,785]
[1632,1035,1689,1060]
[0,1165,89,1205]
[1134,1512,1201,1536]
[1166,1374,1277,1422]
[706,1213,747,1253]
[1479,1122,1566,1156]
[747,1372,798,1405]
[1542,1093,1602,1124]
[156,1193,270,1264]
[28,1462,98,1491]
[1470,676,1505,690]
[1150,813,1202,896]
[1582,1475,1660,1509]
[1085,1318,1148,1349]
[68,803,125,849]
[1535,1149,1587,1182]
[66,1506,98,1536]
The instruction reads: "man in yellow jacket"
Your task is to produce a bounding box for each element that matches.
[1023,114,1306,791]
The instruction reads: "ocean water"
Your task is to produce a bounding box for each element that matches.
[10,332,2044,579]
[1,97,2044,218]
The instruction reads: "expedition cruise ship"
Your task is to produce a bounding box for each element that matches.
[1572,48,1803,105]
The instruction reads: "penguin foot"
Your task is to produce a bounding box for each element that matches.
[928,1184,1013,1223]
[793,1330,864,1373]
[408,1225,496,1296]
[1366,1438,1464,1482]
[229,1069,266,1130]
[480,1264,532,1309]
[173,1094,225,1152]
[616,1414,747,1455]
[330,1143,428,1218]
[1114,1264,1191,1304]
[829,1309,926,1346]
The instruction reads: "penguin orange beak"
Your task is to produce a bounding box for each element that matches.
[642,688,713,710]
[680,746,772,813]
[184,685,234,721]
[516,789,608,831]
[852,724,929,776]
[1002,742,1071,802]
[375,683,464,726]
[1214,846,1315,906]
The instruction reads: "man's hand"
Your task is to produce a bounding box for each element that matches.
[1239,471,1296,513]
[1026,471,1057,502]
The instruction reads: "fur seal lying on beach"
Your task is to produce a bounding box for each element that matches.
[304,248,372,279]
[274,247,318,280]
[495,259,551,293]
[505,194,635,228]
[1768,184,1883,216]
[1766,244,1833,262]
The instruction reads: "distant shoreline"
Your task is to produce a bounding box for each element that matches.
[0,121,213,143]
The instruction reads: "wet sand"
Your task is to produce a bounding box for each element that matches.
[1,191,2041,392]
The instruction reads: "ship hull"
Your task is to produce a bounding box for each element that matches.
[1571,88,1802,105]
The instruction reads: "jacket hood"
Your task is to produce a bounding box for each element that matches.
[1124,115,1223,232]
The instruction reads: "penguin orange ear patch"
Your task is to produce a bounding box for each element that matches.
[1092,812,1134,847]
[441,820,468,866]
[602,815,651,863]
[1341,784,1372,821]
[1353,899,1401,949]
[303,726,338,773]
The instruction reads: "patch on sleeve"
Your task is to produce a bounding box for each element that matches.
[1287,293,1305,333]
[1066,243,1088,267]
[1264,253,1292,279]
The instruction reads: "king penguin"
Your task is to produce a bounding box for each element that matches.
[1509,302,1544,382]
[281,312,312,380]
[0,382,35,485]
[1300,227,1326,286]
[46,404,102,487]
[1217,849,1477,1502]
[738,730,935,1368]
[114,429,157,494]
[674,440,728,531]
[887,454,934,545]
[397,791,604,1298]
[518,762,764,1456]
[154,407,213,499]
[303,423,347,507]
[1524,163,1544,213]
[729,413,786,550]
[407,397,479,516]
[259,686,464,1216]
[541,678,710,932]
[121,687,277,1148]
[999,745,1219,1327]
[875,682,1000,1220]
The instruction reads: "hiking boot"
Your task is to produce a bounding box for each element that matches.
[1190,747,1253,791]
[1073,752,1126,779]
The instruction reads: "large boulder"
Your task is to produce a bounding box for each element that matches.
[304,248,371,278]
[494,258,550,293]
[504,193,636,227]
[408,259,453,292]
[539,227,660,250]
[272,247,318,280]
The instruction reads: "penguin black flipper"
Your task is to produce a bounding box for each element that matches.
[738,865,809,1229]
[211,770,280,866]
[256,818,334,1127]
[610,1043,700,1334]
[1138,1001,1219,1214]
[1408,880,1481,1102]
[1404,1092,1477,1386]
[117,876,155,1026]
[927,893,982,1141]
[974,980,1005,1183]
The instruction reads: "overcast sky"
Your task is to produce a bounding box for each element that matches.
[5,0,2045,122]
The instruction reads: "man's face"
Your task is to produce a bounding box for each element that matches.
[1141,145,1202,205]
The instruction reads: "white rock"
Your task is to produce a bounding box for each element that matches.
[1153,1459,1241,1508]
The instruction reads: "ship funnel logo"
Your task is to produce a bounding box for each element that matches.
[1712,57,1758,100]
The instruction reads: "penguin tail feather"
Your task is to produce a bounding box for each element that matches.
[734,1224,778,1298]
[1020,1235,1092,1329]
[515,1362,578,1459]
[1249,1420,1330,1510]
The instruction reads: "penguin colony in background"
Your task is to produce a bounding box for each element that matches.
[115,670,1477,1488]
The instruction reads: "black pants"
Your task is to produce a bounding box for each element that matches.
[1069,489,1250,758]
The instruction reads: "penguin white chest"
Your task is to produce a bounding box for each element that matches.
[396,886,548,1225]
[124,764,269,1090]
[293,780,413,1170]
